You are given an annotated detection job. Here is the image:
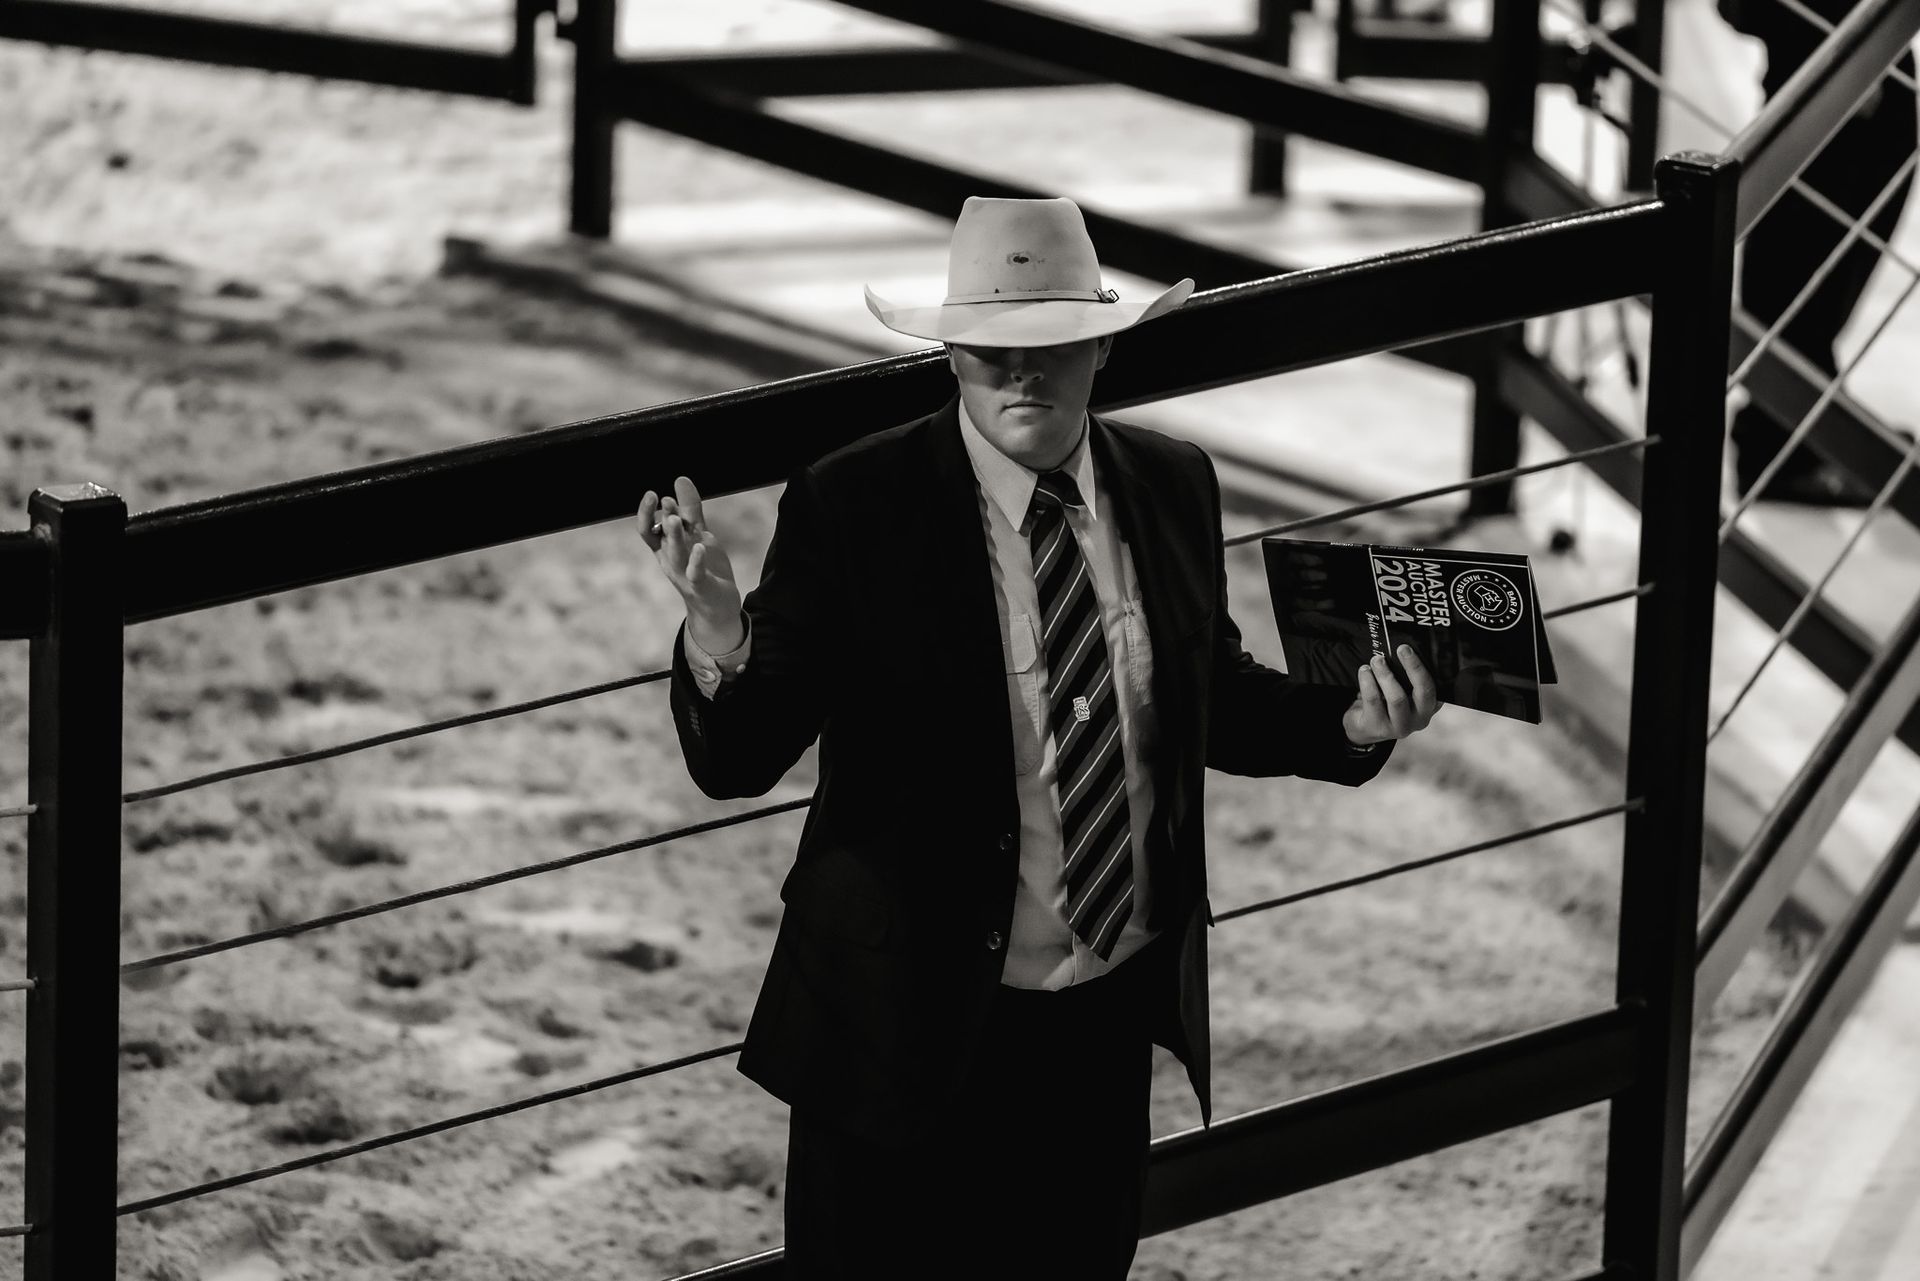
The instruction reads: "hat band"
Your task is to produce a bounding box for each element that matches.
[941,287,1120,305]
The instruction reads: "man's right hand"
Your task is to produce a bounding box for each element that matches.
[638,475,745,653]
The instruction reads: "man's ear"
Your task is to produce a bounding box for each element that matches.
[1093,334,1114,371]
[944,342,960,376]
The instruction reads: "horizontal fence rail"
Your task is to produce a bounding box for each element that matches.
[0,199,1663,636]
[1682,799,1920,1270]
[0,0,543,104]
[667,1008,1643,1279]
[828,0,1484,181]
[613,69,1314,296]
[622,31,1269,97]
[1694,588,1920,1012]
[1726,0,1920,237]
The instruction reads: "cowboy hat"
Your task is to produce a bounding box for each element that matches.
[863,196,1194,347]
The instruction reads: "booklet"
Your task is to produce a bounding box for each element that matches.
[1261,537,1557,724]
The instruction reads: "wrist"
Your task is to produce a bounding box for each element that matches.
[1341,710,1381,751]
[688,605,745,656]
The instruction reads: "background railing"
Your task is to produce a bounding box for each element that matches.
[3,1,1919,1278]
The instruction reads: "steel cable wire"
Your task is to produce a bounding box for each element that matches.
[119,561,1640,973]
[1213,800,1641,923]
[1710,427,1920,740]
[123,667,672,805]
[1720,267,1920,537]
[1543,583,1653,618]
[94,466,1660,1218]
[1222,437,1656,547]
[122,797,811,974]
[1731,305,1914,451]
[114,793,1642,1218]
[1772,0,1920,94]
[124,445,1650,806]
[65,425,1655,983]
[1543,0,1920,272]
[1724,148,1920,390]
[114,1040,744,1218]
[0,804,30,819]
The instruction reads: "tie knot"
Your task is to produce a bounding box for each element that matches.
[1032,469,1084,513]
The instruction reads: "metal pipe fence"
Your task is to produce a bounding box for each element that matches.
[0,168,1718,1281]
[0,1,1917,1278]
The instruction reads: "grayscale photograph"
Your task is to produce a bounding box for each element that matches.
[0,1,1916,1278]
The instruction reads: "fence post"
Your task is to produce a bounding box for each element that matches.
[23,484,127,1281]
[568,0,618,238]
[1603,151,1737,1280]
[1625,0,1668,191]
[1332,0,1358,82]
[1466,0,1542,517]
[1246,0,1293,197]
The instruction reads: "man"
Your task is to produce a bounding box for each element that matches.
[637,197,1438,1277]
[1718,0,1917,504]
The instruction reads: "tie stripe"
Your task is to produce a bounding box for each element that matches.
[1026,469,1135,962]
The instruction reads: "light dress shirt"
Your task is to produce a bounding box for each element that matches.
[681,403,1161,989]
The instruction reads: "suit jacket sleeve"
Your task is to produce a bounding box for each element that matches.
[669,465,832,799]
[1194,444,1394,786]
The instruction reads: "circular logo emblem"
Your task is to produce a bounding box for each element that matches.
[1450,569,1525,631]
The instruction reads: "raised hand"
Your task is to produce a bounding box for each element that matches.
[1343,644,1441,746]
[637,475,744,652]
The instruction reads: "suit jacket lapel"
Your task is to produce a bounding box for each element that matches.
[1087,413,1189,855]
[919,397,1019,781]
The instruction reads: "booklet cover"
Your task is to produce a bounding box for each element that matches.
[1261,537,1557,724]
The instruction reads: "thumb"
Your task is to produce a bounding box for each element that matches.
[686,542,705,585]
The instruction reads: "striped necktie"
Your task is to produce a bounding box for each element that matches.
[1026,468,1135,961]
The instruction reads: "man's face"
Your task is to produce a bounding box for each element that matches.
[947,335,1113,471]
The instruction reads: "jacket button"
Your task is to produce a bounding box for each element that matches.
[998,833,1014,850]
[986,930,1004,950]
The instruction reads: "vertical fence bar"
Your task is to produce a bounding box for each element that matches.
[1333,0,1358,81]
[23,484,126,1281]
[1602,152,1737,1280]
[1625,0,1667,190]
[509,0,546,107]
[1467,0,1543,516]
[1246,0,1294,197]
[569,0,617,238]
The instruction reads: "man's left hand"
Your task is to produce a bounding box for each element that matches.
[1343,645,1441,746]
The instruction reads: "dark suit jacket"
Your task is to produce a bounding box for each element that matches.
[669,397,1392,1144]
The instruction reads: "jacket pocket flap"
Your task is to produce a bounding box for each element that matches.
[780,852,894,948]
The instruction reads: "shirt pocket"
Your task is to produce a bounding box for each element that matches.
[1003,611,1043,775]
[1123,595,1155,703]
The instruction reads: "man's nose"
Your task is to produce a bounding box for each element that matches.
[1007,349,1043,380]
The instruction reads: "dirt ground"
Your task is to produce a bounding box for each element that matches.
[0,6,1809,1279]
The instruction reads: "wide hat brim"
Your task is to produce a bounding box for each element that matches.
[863,278,1194,346]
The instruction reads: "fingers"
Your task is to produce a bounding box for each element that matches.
[1369,654,1413,737]
[636,490,662,551]
[661,506,690,572]
[673,475,706,531]
[1397,644,1440,722]
[1355,665,1387,737]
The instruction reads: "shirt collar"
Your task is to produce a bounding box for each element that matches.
[956,398,1099,532]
